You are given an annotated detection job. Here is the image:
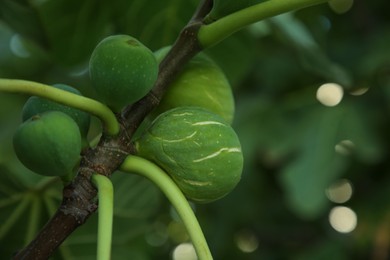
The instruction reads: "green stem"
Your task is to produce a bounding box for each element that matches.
[91,174,114,260]
[120,155,213,260]
[198,0,328,48]
[0,78,120,136]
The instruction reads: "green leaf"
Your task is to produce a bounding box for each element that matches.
[294,240,347,260]
[337,101,385,164]
[269,13,352,88]
[205,30,258,87]
[0,0,46,45]
[0,22,49,78]
[33,0,112,66]
[0,174,62,257]
[110,0,198,50]
[63,209,157,259]
[112,172,162,219]
[279,106,349,219]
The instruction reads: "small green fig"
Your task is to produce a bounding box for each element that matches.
[152,47,235,124]
[13,111,82,177]
[136,106,243,203]
[89,35,158,112]
[22,83,91,138]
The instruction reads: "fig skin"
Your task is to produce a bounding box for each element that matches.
[153,46,235,124]
[136,106,243,203]
[13,111,82,177]
[22,83,91,138]
[89,35,158,112]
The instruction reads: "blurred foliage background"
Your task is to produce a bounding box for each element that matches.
[0,0,389,259]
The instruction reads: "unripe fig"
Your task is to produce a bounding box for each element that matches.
[153,47,235,124]
[89,35,158,112]
[22,83,91,137]
[13,111,82,177]
[136,106,243,203]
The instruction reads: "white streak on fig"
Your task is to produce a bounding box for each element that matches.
[159,131,198,143]
[192,121,225,126]
[180,179,213,186]
[172,112,194,117]
[193,147,241,162]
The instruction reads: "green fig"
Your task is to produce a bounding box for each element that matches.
[153,47,235,124]
[13,111,82,177]
[136,106,243,203]
[89,35,158,112]
[22,83,91,138]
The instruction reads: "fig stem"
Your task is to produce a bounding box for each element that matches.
[91,174,114,260]
[198,0,328,48]
[0,78,120,136]
[120,155,213,260]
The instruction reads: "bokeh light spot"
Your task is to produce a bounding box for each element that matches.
[350,87,369,96]
[168,221,189,243]
[145,221,168,247]
[172,243,197,260]
[335,140,355,156]
[328,0,354,14]
[10,34,30,58]
[235,229,259,253]
[326,179,353,203]
[316,83,344,107]
[329,206,357,233]
[319,15,332,31]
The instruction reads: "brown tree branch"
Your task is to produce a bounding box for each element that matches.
[122,21,203,135]
[122,0,213,135]
[13,124,133,259]
[191,0,213,22]
[12,1,213,259]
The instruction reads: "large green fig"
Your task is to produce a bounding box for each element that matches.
[22,83,91,137]
[89,35,158,112]
[136,106,243,203]
[13,111,82,177]
[153,47,235,124]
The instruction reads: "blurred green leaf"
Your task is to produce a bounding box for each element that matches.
[0,0,46,45]
[33,0,112,66]
[110,0,198,50]
[279,106,348,219]
[269,13,352,88]
[112,172,162,219]
[0,175,62,257]
[0,22,49,78]
[206,30,258,87]
[62,213,153,260]
[294,240,348,260]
